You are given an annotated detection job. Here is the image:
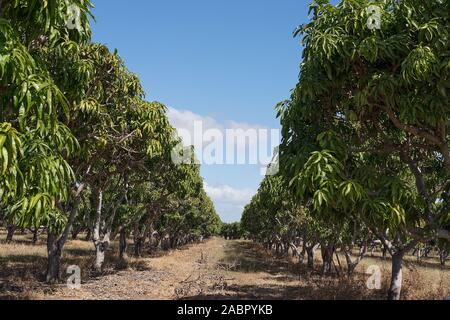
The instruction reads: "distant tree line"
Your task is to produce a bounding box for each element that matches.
[220,222,244,240]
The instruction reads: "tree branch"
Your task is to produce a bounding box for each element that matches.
[383,105,450,170]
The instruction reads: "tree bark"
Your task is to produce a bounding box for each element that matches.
[388,251,404,300]
[85,228,92,241]
[133,221,146,257]
[119,228,128,261]
[92,188,109,272]
[45,183,85,282]
[6,224,15,243]
[32,228,39,245]
[134,237,143,256]
[71,228,81,240]
[299,243,306,265]
[46,233,62,283]
[94,240,108,271]
[344,244,366,276]
[384,105,450,171]
[306,246,316,272]
[439,249,448,267]
[321,243,334,275]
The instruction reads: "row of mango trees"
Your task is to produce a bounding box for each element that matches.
[242,0,449,300]
[0,0,221,283]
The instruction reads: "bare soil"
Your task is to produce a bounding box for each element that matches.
[0,235,448,300]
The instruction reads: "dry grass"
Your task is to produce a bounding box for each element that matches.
[0,230,151,299]
[209,241,449,300]
[0,229,448,300]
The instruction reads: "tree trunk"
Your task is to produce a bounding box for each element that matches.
[284,242,290,256]
[321,243,334,275]
[388,251,404,300]
[439,250,448,267]
[416,247,422,261]
[423,246,432,258]
[92,188,109,272]
[72,228,80,240]
[306,246,315,272]
[344,251,356,276]
[299,243,306,265]
[46,233,62,283]
[44,179,85,282]
[32,228,39,245]
[6,224,15,243]
[119,228,128,260]
[85,228,92,241]
[45,197,83,282]
[94,241,108,271]
[134,237,143,256]
[344,244,366,276]
[133,223,145,257]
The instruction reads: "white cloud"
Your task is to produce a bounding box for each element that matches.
[167,107,221,134]
[167,107,269,133]
[204,182,256,207]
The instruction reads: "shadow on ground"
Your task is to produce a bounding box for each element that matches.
[0,241,152,300]
[189,240,387,300]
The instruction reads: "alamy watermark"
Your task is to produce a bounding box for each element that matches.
[366,265,382,290]
[66,265,81,289]
[171,121,280,176]
[367,1,382,30]
[66,4,82,31]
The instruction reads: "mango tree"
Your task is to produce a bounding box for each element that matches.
[278,0,449,299]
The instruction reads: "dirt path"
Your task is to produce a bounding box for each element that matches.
[32,238,308,300]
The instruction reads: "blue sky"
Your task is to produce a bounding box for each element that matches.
[90,0,314,222]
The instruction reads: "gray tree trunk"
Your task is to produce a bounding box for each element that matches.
[299,244,306,265]
[344,244,366,276]
[344,251,356,276]
[388,251,404,300]
[92,188,109,272]
[94,240,108,271]
[46,233,61,283]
